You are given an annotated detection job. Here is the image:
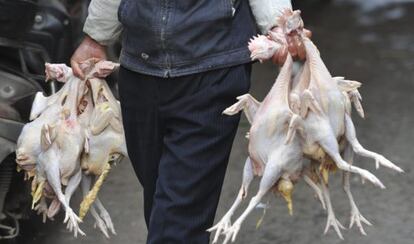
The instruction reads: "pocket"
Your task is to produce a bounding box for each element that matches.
[211,64,252,100]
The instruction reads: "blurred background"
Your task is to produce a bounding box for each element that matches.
[0,0,413,243]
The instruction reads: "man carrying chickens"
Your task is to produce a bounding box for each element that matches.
[71,0,291,243]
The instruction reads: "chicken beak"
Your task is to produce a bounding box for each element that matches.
[277,179,294,216]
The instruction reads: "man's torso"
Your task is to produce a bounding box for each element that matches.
[118,0,257,77]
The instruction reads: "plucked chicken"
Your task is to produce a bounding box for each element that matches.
[208,6,402,244]
[15,60,126,237]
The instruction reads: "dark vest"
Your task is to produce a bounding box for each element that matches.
[118,0,257,77]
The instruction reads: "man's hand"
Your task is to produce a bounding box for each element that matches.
[71,35,107,79]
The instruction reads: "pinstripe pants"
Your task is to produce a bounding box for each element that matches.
[118,64,251,244]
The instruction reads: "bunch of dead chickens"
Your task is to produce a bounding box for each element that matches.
[208,9,404,244]
[15,60,127,237]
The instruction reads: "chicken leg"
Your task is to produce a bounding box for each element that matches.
[64,169,82,232]
[317,127,385,188]
[342,144,372,235]
[303,175,326,210]
[207,158,255,243]
[318,172,345,240]
[39,141,84,237]
[81,175,109,237]
[344,114,403,172]
[94,198,117,236]
[81,174,116,237]
[222,153,286,244]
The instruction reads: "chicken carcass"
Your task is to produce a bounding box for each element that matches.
[35,70,86,237]
[209,6,402,243]
[209,54,305,243]
[78,61,126,237]
[17,64,79,225]
[16,64,73,178]
[56,60,121,237]
[16,60,123,237]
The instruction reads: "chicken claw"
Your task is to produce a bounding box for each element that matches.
[319,175,345,240]
[344,115,403,173]
[349,204,372,235]
[222,220,242,244]
[95,198,117,235]
[207,214,232,244]
[213,4,402,241]
[324,211,345,240]
[63,208,85,237]
[92,208,110,238]
[208,158,254,243]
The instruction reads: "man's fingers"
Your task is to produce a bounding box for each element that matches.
[69,35,108,79]
[71,60,85,79]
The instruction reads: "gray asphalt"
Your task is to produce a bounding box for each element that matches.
[13,0,414,243]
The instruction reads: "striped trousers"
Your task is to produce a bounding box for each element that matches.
[118,64,251,244]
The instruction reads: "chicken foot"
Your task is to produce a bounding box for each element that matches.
[81,174,116,237]
[64,169,83,233]
[344,114,403,172]
[207,158,255,243]
[222,157,284,244]
[94,198,117,236]
[41,147,84,237]
[81,175,109,237]
[342,144,372,235]
[318,172,345,240]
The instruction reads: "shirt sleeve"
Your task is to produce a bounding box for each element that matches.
[248,0,292,34]
[83,0,123,46]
